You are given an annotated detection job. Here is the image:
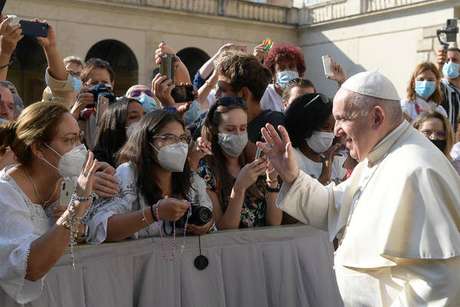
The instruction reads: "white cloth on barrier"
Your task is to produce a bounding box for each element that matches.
[0,225,343,307]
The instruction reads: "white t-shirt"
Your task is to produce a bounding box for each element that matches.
[400,96,447,121]
[293,148,346,184]
[260,84,284,112]
[0,167,49,304]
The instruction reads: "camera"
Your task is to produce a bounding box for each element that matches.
[89,83,116,105]
[171,84,195,103]
[176,205,213,227]
[437,19,459,50]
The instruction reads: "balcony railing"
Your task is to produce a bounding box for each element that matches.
[88,0,441,25]
[95,0,297,24]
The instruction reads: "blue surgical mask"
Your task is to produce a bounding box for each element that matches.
[442,61,460,79]
[415,80,436,99]
[70,76,82,93]
[276,70,299,89]
[138,93,158,113]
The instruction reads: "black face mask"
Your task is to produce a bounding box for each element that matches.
[430,139,447,152]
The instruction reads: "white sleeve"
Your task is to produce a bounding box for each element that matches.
[85,164,138,244]
[0,184,44,304]
[276,171,334,231]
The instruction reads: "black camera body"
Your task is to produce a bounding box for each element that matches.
[89,83,116,104]
[437,19,459,50]
[176,205,212,227]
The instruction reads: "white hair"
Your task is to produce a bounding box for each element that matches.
[346,92,402,124]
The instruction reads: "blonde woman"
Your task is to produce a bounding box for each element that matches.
[401,62,447,121]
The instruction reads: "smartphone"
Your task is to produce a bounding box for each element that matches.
[171,84,195,103]
[255,147,263,160]
[59,179,76,208]
[19,20,49,37]
[322,55,333,77]
[0,0,6,15]
[159,54,175,81]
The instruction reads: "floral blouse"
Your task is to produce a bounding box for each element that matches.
[198,160,268,228]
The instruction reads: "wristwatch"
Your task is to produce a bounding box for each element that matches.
[266,181,281,193]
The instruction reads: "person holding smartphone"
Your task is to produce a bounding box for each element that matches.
[0,102,98,304]
[197,96,282,229]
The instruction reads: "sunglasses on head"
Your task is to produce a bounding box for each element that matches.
[303,94,330,109]
[129,89,154,98]
[215,96,246,108]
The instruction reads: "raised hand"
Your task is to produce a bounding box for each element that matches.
[235,158,267,191]
[327,59,347,85]
[152,73,175,108]
[36,20,56,50]
[257,124,299,185]
[75,151,98,198]
[0,18,23,57]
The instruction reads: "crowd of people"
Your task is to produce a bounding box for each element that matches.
[0,15,459,306]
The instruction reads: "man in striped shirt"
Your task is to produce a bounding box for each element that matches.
[436,46,460,133]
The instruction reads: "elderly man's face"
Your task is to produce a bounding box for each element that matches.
[333,89,377,162]
[0,87,15,121]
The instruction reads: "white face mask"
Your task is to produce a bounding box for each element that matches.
[43,144,88,178]
[218,132,248,157]
[153,142,189,172]
[306,131,334,154]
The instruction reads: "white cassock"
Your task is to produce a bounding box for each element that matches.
[277,120,460,307]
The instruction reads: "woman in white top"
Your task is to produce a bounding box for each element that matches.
[86,110,214,244]
[0,102,98,304]
[260,43,306,112]
[401,62,447,120]
[284,93,346,185]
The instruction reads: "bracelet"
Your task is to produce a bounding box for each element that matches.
[141,208,151,227]
[266,181,281,193]
[150,200,161,222]
[71,192,94,202]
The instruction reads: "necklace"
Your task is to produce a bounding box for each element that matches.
[23,167,41,204]
[23,167,55,207]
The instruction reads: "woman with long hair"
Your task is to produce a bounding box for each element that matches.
[86,110,213,243]
[199,96,282,229]
[0,102,97,304]
[401,62,447,121]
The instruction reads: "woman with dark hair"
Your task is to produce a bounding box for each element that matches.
[199,96,282,229]
[86,110,213,243]
[260,42,307,112]
[93,97,144,167]
[285,93,346,185]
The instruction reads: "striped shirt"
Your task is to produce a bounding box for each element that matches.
[441,79,460,132]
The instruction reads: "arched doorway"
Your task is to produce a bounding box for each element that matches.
[86,40,138,96]
[177,48,210,81]
[8,37,47,106]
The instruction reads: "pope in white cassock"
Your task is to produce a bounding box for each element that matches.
[258,71,460,307]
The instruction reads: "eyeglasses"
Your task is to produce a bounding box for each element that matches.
[129,89,154,98]
[303,94,331,109]
[420,129,446,140]
[152,133,190,146]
